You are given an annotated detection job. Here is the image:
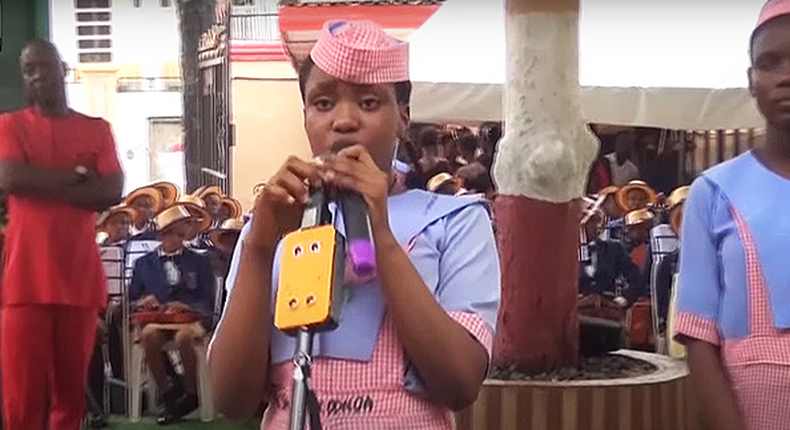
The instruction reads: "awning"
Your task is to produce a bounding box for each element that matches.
[408,0,767,130]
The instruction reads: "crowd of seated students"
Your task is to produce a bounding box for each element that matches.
[396,122,690,353]
[89,182,245,427]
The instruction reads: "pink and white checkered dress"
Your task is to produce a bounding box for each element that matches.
[677,208,790,429]
[261,312,492,430]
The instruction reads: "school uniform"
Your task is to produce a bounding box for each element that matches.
[579,238,643,304]
[129,248,214,329]
[674,152,790,428]
[601,218,626,242]
[130,221,158,241]
[0,107,122,430]
[216,190,500,429]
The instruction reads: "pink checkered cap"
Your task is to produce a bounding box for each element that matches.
[756,0,790,31]
[310,20,409,85]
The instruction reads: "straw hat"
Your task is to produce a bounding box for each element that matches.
[221,197,243,219]
[96,205,137,231]
[625,208,655,227]
[667,186,690,210]
[124,185,163,211]
[208,218,244,246]
[616,181,658,211]
[174,194,212,232]
[195,185,223,201]
[597,186,619,199]
[155,205,192,232]
[427,172,455,193]
[150,181,181,207]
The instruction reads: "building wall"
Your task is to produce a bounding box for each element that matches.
[114,91,183,193]
[50,0,180,77]
[50,0,182,194]
[231,61,311,209]
[0,0,50,112]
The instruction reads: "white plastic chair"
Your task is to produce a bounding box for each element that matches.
[128,335,215,422]
[99,245,130,415]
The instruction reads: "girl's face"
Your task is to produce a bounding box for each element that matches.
[750,15,790,129]
[132,195,156,224]
[161,221,188,253]
[302,66,409,174]
[205,194,222,218]
[105,213,131,243]
[626,189,648,211]
[218,204,232,223]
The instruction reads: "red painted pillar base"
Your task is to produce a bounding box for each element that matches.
[492,195,580,372]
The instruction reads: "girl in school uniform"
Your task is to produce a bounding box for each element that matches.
[674,1,790,429]
[208,20,500,429]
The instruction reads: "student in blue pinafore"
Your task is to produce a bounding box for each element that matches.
[208,20,500,430]
[674,2,790,429]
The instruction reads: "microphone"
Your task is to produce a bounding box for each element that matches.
[339,192,376,278]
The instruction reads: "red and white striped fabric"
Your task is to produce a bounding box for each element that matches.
[310,20,409,85]
[262,311,492,430]
[722,208,790,429]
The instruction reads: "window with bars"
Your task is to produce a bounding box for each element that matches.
[76,12,110,22]
[75,0,112,63]
[75,0,111,8]
[78,39,112,49]
[79,52,112,63]
[77,25,111,36]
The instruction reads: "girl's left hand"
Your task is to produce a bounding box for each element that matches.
[321,145,391,235]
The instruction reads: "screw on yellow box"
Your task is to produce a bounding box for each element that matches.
[274,224,346,332]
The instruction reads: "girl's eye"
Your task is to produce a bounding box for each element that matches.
[314,98,334,111]
[361,98,380,111]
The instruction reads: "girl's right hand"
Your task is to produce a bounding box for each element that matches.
[246,156,324,251]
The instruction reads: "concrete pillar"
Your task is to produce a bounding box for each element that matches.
[492,0,597,371]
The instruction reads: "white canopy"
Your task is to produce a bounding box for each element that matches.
[408,0,767,130]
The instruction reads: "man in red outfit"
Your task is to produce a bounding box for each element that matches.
[0,39,124,430]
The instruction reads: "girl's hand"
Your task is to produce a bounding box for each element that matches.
[246,156,324,251]
[321,145,390,234]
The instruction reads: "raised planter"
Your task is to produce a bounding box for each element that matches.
[456,350,699,430]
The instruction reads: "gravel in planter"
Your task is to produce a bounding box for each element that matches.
[490,354,658,382]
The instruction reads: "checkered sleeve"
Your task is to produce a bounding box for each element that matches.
[448,311,494,357]
[674,311,720,345]
[673,178,724,346]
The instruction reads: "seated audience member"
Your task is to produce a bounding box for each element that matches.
[207,218,244,309]
[96,204,136,246]
[598,186,625,241]
[217,196,242,225]
[125,185,164,240]
[427,172,459,196]
[616,180,658,213]
[477,121,502,172]
[655,186,689,331]
[175,194,213,252]
[129,205,215,425]
[194,185,224,227]
[151,181,181,208]
[455,133,479,168]
[417,126,451,184]
[578,208,642,306]
[623,209,654,303]
[455,162,492,196]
